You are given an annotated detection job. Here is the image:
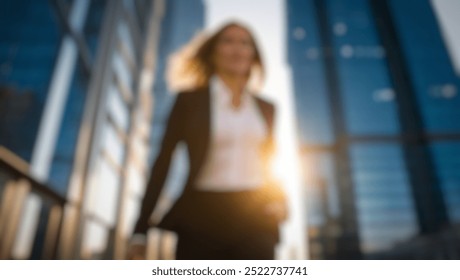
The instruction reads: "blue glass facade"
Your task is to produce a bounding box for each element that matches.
[0,0,108,195]
[350,143,418,253]
[388,0,460,134]
[0,0,157,260]
[287,0,333,144]
[49,0,107,196]
[287,0,460,259]
[48,60,90,195]
[327,0,400,136]
[430,142,460,222]
[48,1,107,196]
[84,0,108,60]
[0,0,61,161]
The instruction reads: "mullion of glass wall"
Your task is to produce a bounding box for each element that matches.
[110,11,149,259]
[72,1,126,260]
[369,0,450,234]
[312,0,364,259]
[82,34,137,257]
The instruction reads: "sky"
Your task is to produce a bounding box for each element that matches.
[204,0,307,260]
[431,0,460,77]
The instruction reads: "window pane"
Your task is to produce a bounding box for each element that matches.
[84,0,107,61]
[88,158,120,226]
[112,50,133,89]
[107,84,129,132]
[126,163,145,197]
[81,219,109,259]
[350,143,418,253]
[120,195,139,236]
[101,123,125,167]
[49,61,88,195]
[303,152,340,226]
[0,0,61,160]
[287,0,334,145]
[117,21,136,66]
[430,142,460,222]
[388,0,460,133]
[327,0,400,135]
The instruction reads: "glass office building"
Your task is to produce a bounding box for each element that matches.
[287,0,460,259]
[0,0,164,259]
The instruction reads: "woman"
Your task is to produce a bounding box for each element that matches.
[127,21,287,260]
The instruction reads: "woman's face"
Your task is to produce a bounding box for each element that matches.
[213,26,256,77]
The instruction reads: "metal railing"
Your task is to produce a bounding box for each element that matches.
[0,146,66,259]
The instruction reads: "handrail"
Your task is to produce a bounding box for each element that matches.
[0,146,66,205]
[0,145,67,259]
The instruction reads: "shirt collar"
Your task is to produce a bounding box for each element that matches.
[210,74,252,108]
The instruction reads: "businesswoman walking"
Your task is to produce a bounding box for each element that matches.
[128,21,287,260]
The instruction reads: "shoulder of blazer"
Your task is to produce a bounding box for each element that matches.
[176,87,274,109]
[174,87,276,122]
[253,94,276,126]
[253,95,275,114]
[174,86,209,106]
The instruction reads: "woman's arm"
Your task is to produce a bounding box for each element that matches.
[262,103,288,222]
[132,93,186,236]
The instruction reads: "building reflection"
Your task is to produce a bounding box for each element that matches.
[288,0,460,259]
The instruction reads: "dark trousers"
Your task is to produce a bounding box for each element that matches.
[161,187,281,260]
[176,230,276,260]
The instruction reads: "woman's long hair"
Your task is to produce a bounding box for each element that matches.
[166,21,265,93]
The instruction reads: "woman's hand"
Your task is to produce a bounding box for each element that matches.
[260,180,288,222]
[126,243,146,260]
[126,234,147,260]
[264,201,288,222]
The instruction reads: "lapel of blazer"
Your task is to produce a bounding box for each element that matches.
[184,86,274,190]
[183,86,210,190]
[253,96,275,138]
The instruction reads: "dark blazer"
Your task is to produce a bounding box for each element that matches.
[133,85,281,235]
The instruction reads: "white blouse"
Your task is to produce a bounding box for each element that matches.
[194,74,269,191]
